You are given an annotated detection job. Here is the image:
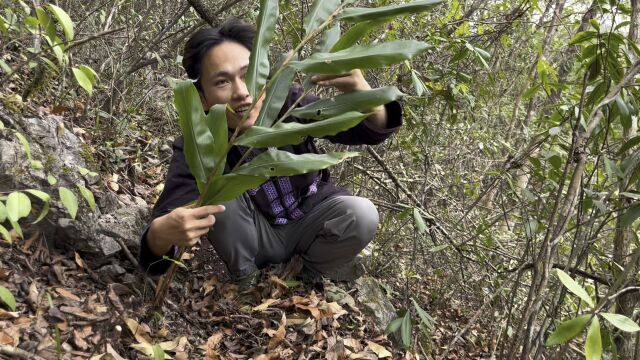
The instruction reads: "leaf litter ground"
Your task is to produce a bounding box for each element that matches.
[0,231,489,359]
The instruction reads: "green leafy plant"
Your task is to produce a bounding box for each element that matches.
[385,298,435,349]
[153,0,444,306]
[545,270,640,359]
[0,285,16,311]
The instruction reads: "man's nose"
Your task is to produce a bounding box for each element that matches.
[232,78,250,101]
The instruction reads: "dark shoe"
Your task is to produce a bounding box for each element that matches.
[236,269,261,292]
[301,257,366,283]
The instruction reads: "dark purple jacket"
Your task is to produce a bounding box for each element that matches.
[139,85,402,274]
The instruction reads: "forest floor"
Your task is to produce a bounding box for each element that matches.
[0,227,492,359]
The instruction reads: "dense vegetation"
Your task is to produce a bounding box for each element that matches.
[1,0,639,358]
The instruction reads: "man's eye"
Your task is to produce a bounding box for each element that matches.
[214,79,229,86]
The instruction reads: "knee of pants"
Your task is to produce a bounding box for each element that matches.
[345,197,379,249]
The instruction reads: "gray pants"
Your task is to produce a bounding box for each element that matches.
[208,194,379,279]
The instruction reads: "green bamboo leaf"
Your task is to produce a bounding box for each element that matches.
[59,187,78,219]
[255,65,297,127]
[15,132,32,160]
[304,0,340,35]
[413,208,427,233]
[317,23,341,53]
[569,31,598,45]
[33,202,50,224]
[616,96,632,131]
[400,311,412,348]
[77,185,96,212]
[620,203,640,227]
[545,314,591,346]
[620,127,640,150]
[290,41,430,74]
[0,225,10,243]
[246,0,279,97]
[79,65,98,84]
[35,7,56,41]
[585,317,602,360]
[291,86,403,120]
[411,70,428,96]
[339,0,443,23]
[46,4,74,41]
[0,286,16,311]
[0,201,6,223]
[173,81,216,192]
[234,150,359,177]
[384,317,403,335]
[24,189,51,203]
[411,298,435,332]
[200,174,268,205]
[203,104,228,177]
[331,19,387,52]
[236,111,368,147]
[10,220,22,240]
[6,192,31,222]
[555,269,595,308]
[601,313,640,332]
[73,67,93,95]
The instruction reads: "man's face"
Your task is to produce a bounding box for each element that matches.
[199,41,260,130]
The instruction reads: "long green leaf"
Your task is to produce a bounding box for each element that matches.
[59,187,78,219]
[246,0,279,97]
[601,313,640,332]
[24,189,51,203]
[236,111,367,147]
[400,311,412,349]
[546,314,591,346]
[73,67,93,95]
[339,0,443,23]
[413,208,427,233]
[0,225,10,244]
[0,201,6,223]
[46,4,74,41]
[412,298,435,332]
[318,23,341,52]
[33,202,50,224]
[15,132,32,160]
[255,65,297,127]
[234,150,359,177]
[617,135,640,155]
[585,317,602,360]
[290,40,430,74]
[620,203,640,228]
[174,81,216,192]
[6,192,31,222]
[10,220,22,240]
[200,174,268,205]
[0,286,16,311]
[304,0,340,35]
[384,317,403,335]
[77,185,96,212]
[555,269,595,308]
[203,104,228,177]
[35,7,56,41]
[291,86,403,120]
[331,19,387,52]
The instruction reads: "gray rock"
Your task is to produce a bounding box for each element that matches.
[0,105,149,259]
[97,264,127,278]
[355,276,397,333]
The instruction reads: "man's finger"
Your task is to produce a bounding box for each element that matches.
[191,214,216,230]
[191,205,226,217]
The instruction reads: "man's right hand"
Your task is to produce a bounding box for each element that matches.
[146,205,226,257]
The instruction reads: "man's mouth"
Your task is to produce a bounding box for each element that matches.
[233,105,250,117]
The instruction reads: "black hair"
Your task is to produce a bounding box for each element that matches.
[182,18,255,90]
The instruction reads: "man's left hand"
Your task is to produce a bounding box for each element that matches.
[311,69,388,128]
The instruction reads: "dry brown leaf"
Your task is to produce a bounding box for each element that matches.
[125,318,152,344]
[22,231,40,252]
[203,276,219,296]
[74,329,90,350]
[27,281,38,307]
[267,313,286,350]
[326,336,347,360]
[252,298,278,312]
[60,306,96,320]
[285,314,308,326]
[0,309,19,319]
[75,252,85,269]
[199,331,224,360]
[106,343,127,360]
[0,330,15,345]
[296,303,321,320]
[56,288,82,302]
[255,354,279,360]
[366,341,392,358]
